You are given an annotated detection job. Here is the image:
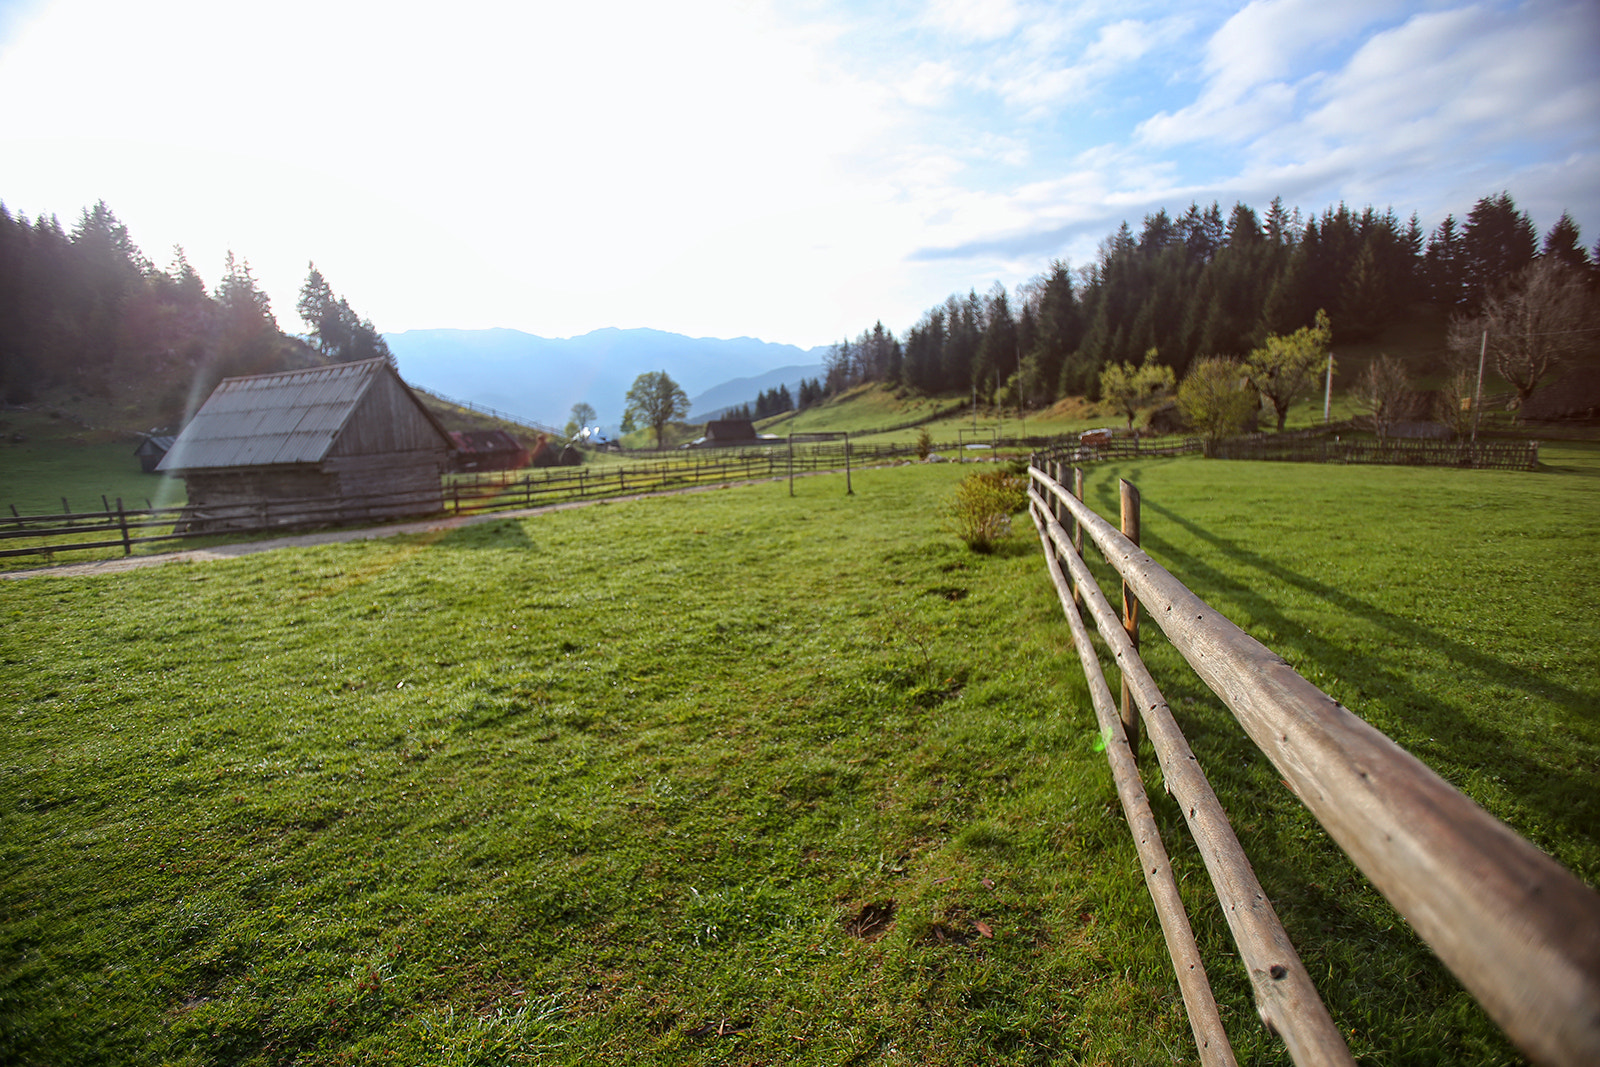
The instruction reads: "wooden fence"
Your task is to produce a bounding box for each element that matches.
[1,443,927,562]
[1025,456,1600,1066]
[1211,434,1539,469]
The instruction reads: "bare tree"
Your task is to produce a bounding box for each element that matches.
[1436,366,1477,440]
[1448,259,1598,411]
[1359,354,1410,443]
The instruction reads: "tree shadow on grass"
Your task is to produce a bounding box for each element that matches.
[437,517,536,550]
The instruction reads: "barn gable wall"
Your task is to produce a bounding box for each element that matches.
[327,370,454,458]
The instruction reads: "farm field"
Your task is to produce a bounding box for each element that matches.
[0,410,187,516]
[3,449,1597,1065]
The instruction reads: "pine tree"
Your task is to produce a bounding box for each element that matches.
[1460,192,1538,307]
[1424,215,1466,306]
[1541,213,1591,273]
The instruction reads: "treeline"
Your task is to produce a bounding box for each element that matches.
[719,377,826,422]
[0,200,390,417]
[823,191,1596,404]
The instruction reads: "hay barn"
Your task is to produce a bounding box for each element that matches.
[450,430,530,472]
[158,359,455,532]
[697,418,759,446]
[133,433,176,473]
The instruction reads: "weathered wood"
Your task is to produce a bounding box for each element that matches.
[1032,467,1600,1067]
[1120,478,1141,755]
[845,432,853,495]
[1072,466,1085,606]
[1029,484,1355,1067]
[1030,501,1239,1067]
[116,498,130,556]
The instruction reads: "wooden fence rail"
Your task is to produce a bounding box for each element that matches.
[1026,460,1600,1066]
[1,444,909,561]
[1211,434,1539,469]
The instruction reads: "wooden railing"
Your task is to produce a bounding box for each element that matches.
[1026,457,1600,1067]
[0,446,887,562]
[1210,433,1539,469]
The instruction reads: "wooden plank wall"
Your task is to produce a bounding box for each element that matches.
[329,372,454,458]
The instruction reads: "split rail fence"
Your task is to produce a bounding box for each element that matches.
[1,443,915,562]
[1027,450,1600,1067]
[1211,434,1539,469]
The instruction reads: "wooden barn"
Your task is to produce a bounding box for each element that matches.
[133,433,176,473]
[157,359,455,532]
[449,430,530,472]
[697,418,760,446]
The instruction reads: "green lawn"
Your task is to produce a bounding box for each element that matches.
[3,449,1595,1065]
[0,411,186,516]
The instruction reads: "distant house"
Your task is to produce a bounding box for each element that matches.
[450,430,530,472]
[157,359,455,532]
[703,418,758,444]
[133,433,176,473]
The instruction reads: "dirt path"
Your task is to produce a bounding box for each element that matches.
[2,474,812,580]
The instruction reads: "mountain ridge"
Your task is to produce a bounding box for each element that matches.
[385,326,830,429]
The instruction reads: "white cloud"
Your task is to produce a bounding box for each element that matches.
[921,0,1026,41]
[1137,0,1396,146]
[1,0,1595,346]
[897,60,964,107]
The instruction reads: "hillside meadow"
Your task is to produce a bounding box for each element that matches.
[3,448,1597,1065]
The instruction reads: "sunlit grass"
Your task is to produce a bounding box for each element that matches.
[3,450,1595,1064]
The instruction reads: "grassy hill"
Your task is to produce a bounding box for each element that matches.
[0,382,546,517]
[3,446,1596,1063]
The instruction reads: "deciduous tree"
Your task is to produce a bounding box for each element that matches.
[624,370,689,450]
[1447,258,1598,410]
[1099,348,1175,433]
[1244,309,1333,431]
[565,401,597,438]
[1177,357,1258,453]
[1358,354,1410,443]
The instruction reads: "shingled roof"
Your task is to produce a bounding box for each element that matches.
[158,359,450,471]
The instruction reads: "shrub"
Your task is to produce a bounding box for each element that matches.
[915,427,933,460]
[1178,357,1259,454]
[949,469,1028,552]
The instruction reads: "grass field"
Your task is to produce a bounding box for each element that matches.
[0,410,187,516]
[3,445,1597,1065]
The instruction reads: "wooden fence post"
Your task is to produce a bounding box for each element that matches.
[1120,478,1141,756]
[1072,467,1085,605]
[116,498,131,556]
[845,432,853,495]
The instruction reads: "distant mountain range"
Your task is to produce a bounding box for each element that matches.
[384,327,829,432]
[687,363,827,421]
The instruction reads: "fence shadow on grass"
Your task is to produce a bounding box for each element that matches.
[1116,494,1597,866]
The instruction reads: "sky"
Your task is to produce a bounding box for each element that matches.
[1,0,1597,351]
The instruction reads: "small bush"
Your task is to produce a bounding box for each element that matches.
[915,427,933,460]
[949,469,1028,552]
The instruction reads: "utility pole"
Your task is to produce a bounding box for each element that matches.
[1323,351,1334,424]
[1471,329,1487,444]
